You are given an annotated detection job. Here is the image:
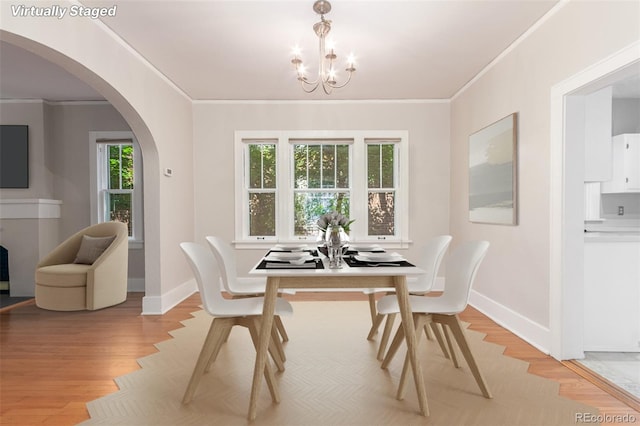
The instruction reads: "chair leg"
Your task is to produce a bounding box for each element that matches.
[376,313,397,361]
[367,313,385,341]
[367,293,377,325]
[247,318,280,403]
[381,319,405,369]
[397,314,429,400]
[274,315,289,342]
[424,321,434,340]
[205,321,233,373]
[249,317,285,372]
[183,318,232,404]
[436,314,492,399]
[442,324,459,368]
[424,322,449,359]
[270,322,287,366]
[366,291,394,338]
[429,322,451,360]
[222,324,233,342]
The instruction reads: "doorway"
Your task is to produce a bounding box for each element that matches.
[549,42,640,398]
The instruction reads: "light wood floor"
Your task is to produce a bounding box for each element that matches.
[0,292,638,425]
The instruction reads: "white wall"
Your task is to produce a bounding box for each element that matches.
[449,1,640,351]
[193,101,451,275]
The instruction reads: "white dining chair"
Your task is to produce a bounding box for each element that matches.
[378,240,492,402]
[206,236,293,348]
[365,235,452,360]
[179,242,293,405]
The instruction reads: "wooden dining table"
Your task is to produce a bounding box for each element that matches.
[247,248,428,420]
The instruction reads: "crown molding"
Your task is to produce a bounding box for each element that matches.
[192,98,450,105]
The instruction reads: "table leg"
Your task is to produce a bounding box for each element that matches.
[395,276,429,416]
[248,276,280,420]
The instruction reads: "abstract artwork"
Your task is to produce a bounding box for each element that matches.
[469,113,518,225]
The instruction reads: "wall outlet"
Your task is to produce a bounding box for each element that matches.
[618,206,624,216]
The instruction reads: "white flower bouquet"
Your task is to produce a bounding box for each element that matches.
[316,211,354,234]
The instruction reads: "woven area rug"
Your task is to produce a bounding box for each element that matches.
[82,301,599,425]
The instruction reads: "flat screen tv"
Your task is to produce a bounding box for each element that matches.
[0,125,29,188]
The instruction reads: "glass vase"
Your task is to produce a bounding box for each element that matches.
[325,225,347,269]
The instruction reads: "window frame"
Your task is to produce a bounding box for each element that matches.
[90,131,143,248]
[234,130,409,249]
[290,138,354,238]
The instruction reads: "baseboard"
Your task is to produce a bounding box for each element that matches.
[469,289,551,354]
[142,278,197,315]
[127,278,145,292]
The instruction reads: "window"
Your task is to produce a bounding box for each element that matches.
[367,141,397,236]
[247,142,277,237]
[90,131,143,246]
[293,140,351,237]
[235,131,409,247]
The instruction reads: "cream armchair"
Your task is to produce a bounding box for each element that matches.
[35,221,129,311]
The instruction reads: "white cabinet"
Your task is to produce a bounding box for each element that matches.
[583,239,640,352]
[583,182,603,221]
[584,87,613,182]
[601,134,640,193]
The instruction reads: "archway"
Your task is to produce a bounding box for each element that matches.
[0,30,163,311]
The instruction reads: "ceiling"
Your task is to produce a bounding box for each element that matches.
[1,0,637,102]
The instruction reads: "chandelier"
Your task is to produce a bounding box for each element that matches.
[291,0,356,94]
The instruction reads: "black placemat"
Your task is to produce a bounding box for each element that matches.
[344,256,415,268]
[256,258,324,270]
[344,248,385,255]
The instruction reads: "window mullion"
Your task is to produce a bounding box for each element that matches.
[350,137,364,241]
[306,145,309,189]
[278,137,289,240]
[118,145,123,190]
[260,145,264,189]
[378,144,383,188]
[334,144,337,189]
[318,145,324,188]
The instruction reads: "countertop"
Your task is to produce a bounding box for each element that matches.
[584,232,640,242]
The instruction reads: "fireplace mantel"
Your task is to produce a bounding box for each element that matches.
[0,199,62,219]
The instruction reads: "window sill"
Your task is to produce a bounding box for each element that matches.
[234,239,413,250]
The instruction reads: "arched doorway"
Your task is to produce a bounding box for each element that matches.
[0,30,165,311]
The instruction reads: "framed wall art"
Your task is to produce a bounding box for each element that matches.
[468,113,518,225]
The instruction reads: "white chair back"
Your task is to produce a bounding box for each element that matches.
[205,236,238,293]
[438,240,489,314]
[179,242,230,316]
[411,235,452,293]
